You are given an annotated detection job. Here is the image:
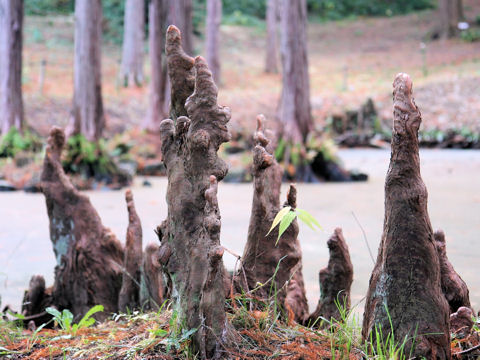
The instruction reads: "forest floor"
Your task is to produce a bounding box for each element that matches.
[20,0,480,139]
[1,303,480,359]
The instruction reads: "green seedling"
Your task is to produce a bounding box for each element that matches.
[46,304,104,336]
[267,206,322,244]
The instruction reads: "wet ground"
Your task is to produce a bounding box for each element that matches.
[1,148,479,318]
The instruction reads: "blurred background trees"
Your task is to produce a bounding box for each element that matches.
[0,0,24,135]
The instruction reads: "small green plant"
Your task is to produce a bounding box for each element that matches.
[0,128,42,158]
[45,305,104,336]
[461,28,480,42]
[267,206,322,243]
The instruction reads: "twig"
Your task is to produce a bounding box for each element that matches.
[455,343,480,356]
[351,211,375,264]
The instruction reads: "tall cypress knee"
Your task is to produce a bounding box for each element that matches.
[157,25,230,358]
[40,127,124,320]
[362,73,450,359]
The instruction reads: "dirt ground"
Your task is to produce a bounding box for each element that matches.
[21,0,480,139]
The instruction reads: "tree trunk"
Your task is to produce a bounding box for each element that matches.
[0,0,24,134]
[40,127,124,320]
[265,0,279,74]
[438,0,463,39]
[121,0,145,87]
[157,25,230,358]
[235,115,307,323]
[205,0,221,84]
[307,228,353,327]
[278,0,312,144]
[144,0,169,132]
[140,243,165,309]
[362,74,450,358]
[167,0,193,55]
[434,230,471,313]
[118,190,143,312]
[69,0,105,142]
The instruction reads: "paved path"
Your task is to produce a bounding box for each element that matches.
[1,149,479,318]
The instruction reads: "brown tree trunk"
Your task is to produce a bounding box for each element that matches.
[69,0,105,141]
[235,115,307,323]
[167,0,193,55]
[307,228,353,327]
[157,25,230,358]
[265,0,279,74]
[0,0,24,134]
[362,74,450,358]
[278,0,312,144]
[118,190,143,312]
[144,0,169,132]
[40,127,124,320]
[121,0,145,87]
[438,0,463,39]
[435,230,471,313]
[205,0,221,84]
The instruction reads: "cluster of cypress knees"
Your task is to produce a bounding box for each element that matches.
[20,26,473,359]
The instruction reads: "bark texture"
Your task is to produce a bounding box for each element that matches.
[308,228,353,326]
[362,73,450,359]
[69,0,105,141]
[205,0,222,83]
[435,230,471,313]
[21,275,53,327]
[438,0,464,39]
[265,0,279,73]
[140,243,165,309]
[144,0,169,132]
[167,0,193,55]
[157,25,230,358]
[278,0,312,143]
[40,127,124,320]
[0,0,24,134]
[450,306,474,338]
[121,0,145,87]
[118,190,143,312]
[235,115,307,323]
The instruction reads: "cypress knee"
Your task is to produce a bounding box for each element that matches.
[157,25,230,358]
[362,74,450,359]
[435,230,471,313]
[235,115,307,322]
[307,228,353,327]
[118,190,143,312]
[40,127,124,320]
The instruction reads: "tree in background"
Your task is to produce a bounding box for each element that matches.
[69,0,105,141]
[168,0,193,55]
[265,0,279,73]
[0,0,24,134]
[144,0,168,132]
[205,0,221,83]
[277,0,312,144]
[120,0,145,87]
[438,0,464,38]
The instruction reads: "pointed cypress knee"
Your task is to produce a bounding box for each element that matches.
[435,230,471,313]
[40,127,124,320]
[139,243,165,310]
[118,190,143,312]
[362,74,450,359]
[158,25,230,358]
[307,228,353,327]
[235,115,307,323]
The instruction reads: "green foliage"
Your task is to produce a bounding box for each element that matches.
[45,305,104,336]
[102,0,126,45]
[0,128,42,158]
[25,0,73,16]
[461,28,480,43]
[62,134,119,178]
[267,206,322,243]
[307,0,434,20]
